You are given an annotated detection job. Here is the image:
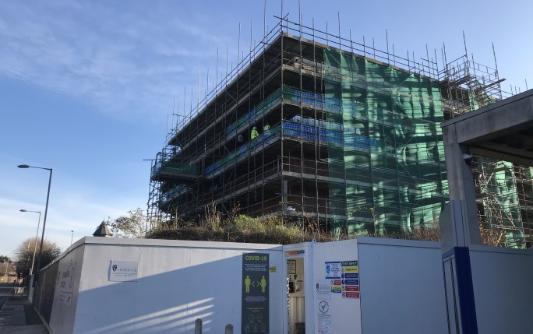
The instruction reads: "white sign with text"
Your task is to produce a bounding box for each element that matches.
[109,260,138,282]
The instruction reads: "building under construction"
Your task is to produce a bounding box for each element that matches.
[148,18,532,245]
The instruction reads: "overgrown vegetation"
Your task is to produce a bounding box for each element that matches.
[115,204,515,247]
[367,227,440,242]
[148,213,329,244]
[146,203,445,244]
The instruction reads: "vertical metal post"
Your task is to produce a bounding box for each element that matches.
[234,23,241,214]
[225,324,234,334]
[29,211,41,279]
[3,261,8,282]
[247,20,253,213]
[434,49,439,78]
[385,29,390,64]
[313,18,320,232]
[280,13,285,224]
[491,42,503,99]
[35,168,52,283]
[27,210,41,302]
[425,44,430,77]
[299,4,305,223]
[195,319,203,334]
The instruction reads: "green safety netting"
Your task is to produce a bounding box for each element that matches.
[323,47,447,237]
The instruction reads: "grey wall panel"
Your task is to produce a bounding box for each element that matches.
[358,239,448,334]
[469,246,532,334]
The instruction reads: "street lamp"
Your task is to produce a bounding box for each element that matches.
[18,164,52,286]
[19,209,41,301]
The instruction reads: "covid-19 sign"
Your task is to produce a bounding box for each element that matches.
[242,253,269,334]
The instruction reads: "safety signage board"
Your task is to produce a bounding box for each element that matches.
[341,261,359,299]
[242,253,269,334]
[325,261,342,279]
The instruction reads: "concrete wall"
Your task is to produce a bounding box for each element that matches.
[469,245,533,334]
[357,238,448,334]
[42,237,284,334]
[34,257,60,323]
[48,244,85,333]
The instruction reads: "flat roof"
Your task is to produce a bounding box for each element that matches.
[442,89,533,165]
[442,89,533,128]
[41,236,283,272]
[81,236,283,251]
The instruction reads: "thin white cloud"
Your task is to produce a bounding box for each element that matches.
[0,1,256,258]
[0,1,229,121]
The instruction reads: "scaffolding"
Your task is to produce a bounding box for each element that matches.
[147,16,530,242]
[436,39,531,247]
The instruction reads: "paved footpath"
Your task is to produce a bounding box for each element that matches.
[0,295,47,334]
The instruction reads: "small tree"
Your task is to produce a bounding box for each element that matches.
[109,208,146,238]
[15,238,60,280]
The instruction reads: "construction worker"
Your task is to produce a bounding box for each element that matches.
[250,126,259,140]
[263,123,271,132]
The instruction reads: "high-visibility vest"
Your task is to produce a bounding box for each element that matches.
[251,128,259,140]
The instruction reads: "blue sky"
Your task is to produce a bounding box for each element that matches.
[1,0,532,257]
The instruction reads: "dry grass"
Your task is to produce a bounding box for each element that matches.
[479,225,510,247]
[147,204,528,249]
[147,204,445,244]
[147,203,330,244]
[147,214,326,244]
[367,227,440,242]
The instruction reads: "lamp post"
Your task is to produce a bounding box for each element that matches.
[3,260,8,283]
[19,209,41,301]
[18,164,52,288]
[19,210,41,276]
